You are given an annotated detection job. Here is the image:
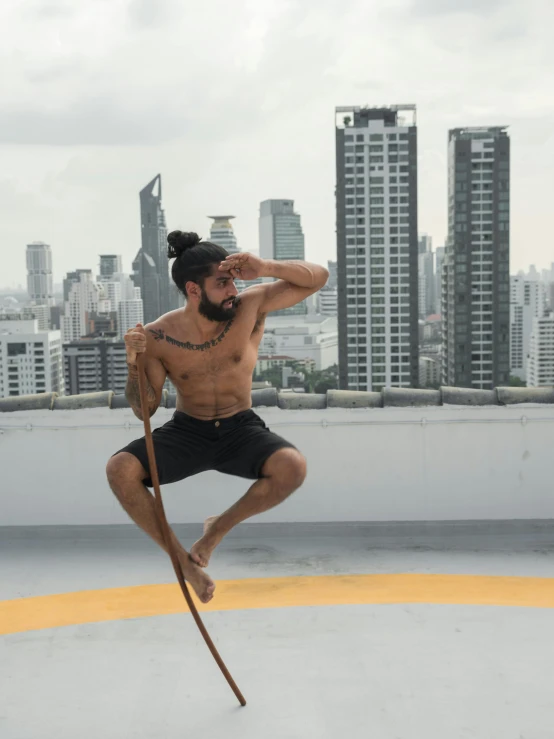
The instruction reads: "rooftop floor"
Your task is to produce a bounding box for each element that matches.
[2,523,554,738]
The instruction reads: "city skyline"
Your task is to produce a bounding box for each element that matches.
[1,2,552,288]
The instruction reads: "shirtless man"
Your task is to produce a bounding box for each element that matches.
[106,230,329,604]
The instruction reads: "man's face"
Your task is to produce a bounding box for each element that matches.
[198,269,239,322]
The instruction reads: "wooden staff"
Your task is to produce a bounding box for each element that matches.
[136,353,246,707]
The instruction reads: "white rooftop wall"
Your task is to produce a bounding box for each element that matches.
[2,404,554,525]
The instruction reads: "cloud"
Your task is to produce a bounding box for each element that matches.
[0,0,553,287]
[0,100,190,146]
[408,0,508,16]
[127,0,181,29]
[32,1,76,20]
[0,0,292,146]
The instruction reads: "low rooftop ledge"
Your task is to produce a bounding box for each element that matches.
[1,386,554,413]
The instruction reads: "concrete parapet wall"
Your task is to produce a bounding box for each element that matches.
[3,386,554,413]
[1,404,554,526]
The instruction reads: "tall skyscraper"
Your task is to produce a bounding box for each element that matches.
[132,175,175,324]
[208,216,240,254]
[418,234,432,255]
[443,127,510,389]
[418,234,434,318]
[26,241,54,306]
[335,105,419,391]
[510,276,546,382]
[99,255,123,282]
[418,236,435,319]
[259,199,307,316]
[259,200,305,261]
[434,246,445,315]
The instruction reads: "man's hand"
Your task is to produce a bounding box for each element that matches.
[218,253,266,281]
[124,323,147,365]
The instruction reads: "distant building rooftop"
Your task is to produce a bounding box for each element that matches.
[257,355,296,361]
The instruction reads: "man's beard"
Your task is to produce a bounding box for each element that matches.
[198,289,239,322]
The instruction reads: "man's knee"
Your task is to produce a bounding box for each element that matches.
[263,448,307,491]
[106,453,145,497]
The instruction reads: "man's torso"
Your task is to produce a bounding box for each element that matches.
[146,292,266,420]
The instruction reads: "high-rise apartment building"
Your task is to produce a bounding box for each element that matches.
[419,355,441,388]
[61,270,102,342]
[132,175,176,324]
[99,255,123,282]
[63,269,91,301]
[327,261,338,289]
[317,285,338,316]
[527,314,554,387]
[259,199,307,316]
[419,234,432,255]
[102,280,122,313]
[22,304,50,332]
[0,316,64,397]
[26,241,54,307]
[548,283,554,314]
[115,274,144,338]
[259,199,305,262]
[208,215,249,291]
[443,127,510,389]
[119,298,144,339]
[208,216,240,254]
[64,338,128,395]
[510,276,546,382]
[335,105,419,391]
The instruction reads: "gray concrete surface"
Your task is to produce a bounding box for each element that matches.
[2,525,554,738]
[2,522,554,600]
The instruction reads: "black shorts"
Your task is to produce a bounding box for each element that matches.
[113,409,297,487]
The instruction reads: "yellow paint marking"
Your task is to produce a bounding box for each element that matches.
[1,573,554,636]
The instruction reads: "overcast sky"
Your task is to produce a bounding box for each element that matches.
[1,0,553,288]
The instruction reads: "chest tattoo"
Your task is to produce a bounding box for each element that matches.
[149,320,234,352]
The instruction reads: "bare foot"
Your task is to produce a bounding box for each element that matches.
[178,551,216,604]
[190,515,220,568]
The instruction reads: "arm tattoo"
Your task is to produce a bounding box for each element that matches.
[125,362,157,420]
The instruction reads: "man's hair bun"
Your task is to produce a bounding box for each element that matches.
[167,231,201,259]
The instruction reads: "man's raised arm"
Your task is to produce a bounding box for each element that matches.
[218,253,329,314]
